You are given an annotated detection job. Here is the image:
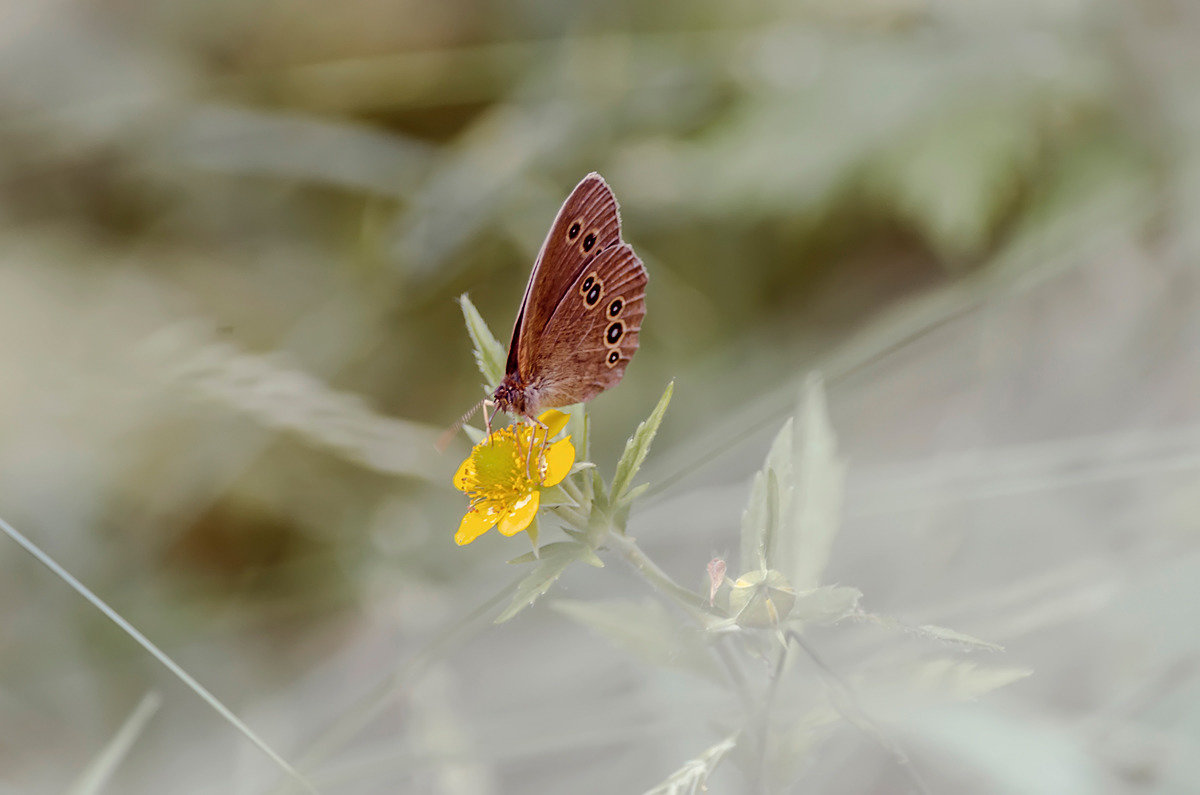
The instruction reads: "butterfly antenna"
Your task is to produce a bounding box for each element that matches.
[436,398,486,452]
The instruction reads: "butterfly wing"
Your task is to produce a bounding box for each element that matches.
[521,243,647,410]
[506,173,623,376]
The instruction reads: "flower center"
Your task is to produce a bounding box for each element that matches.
[462,427,551,503]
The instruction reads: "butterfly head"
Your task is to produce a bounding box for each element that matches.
[493,375,535,419]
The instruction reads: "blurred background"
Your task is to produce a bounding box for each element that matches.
[2,0,1199,792]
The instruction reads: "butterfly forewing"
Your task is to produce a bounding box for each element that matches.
[507,173,622,377]
[521,243,647,409]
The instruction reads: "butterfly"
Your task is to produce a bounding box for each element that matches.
[449,173,647,442]
[492,172,647,422]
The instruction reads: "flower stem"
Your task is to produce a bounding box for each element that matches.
[606,532,755,706]
[750,643,790,793]
[605,532,708,613]
[560,476,586,505]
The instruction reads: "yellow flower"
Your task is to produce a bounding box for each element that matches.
[453,410,574,546]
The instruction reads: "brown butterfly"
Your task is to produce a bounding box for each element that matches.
[493,172,647,421]
[449,173,647,441]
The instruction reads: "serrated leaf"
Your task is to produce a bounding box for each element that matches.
[897,658,1032,702]
[642,734,737,795]
[702,616,740,634]
[579,548,605,567]
[787,585,862,625]
[552,598,724,684]
[590,467,608,513]
[611,381,674,504]
[914,625,1004,652]
[777,374,846,590]
[859,613,1003,652]
[740,418,794,573]
[738,471,767,573]
[458,293,506,386]
[739,377,846,603]
[496,542,588,622]
[764,469,781,567]
[585,497,613,547]
[507,541,581,565]
[619,482,650,506]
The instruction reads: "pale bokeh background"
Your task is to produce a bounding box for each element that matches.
[1,1,1199,793]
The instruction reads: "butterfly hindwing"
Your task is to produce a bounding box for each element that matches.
[507,173,622,376]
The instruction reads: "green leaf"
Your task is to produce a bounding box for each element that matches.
[763,469,781,568]
[496,542,588,622]
[506,541,580,565]
[579,547,605,567]
[564,402,590,461]
[642,734,738,795]
[537,483,576,508]
[701,615,740,634]
[552,598,724,683]
[913,624,1004,653]
[584,495,613,547]
[622,482,650,505]
[458,293,506,386]
[741,375,845,590]
[590,468,608,513]
[859,613,1004,652]
[611,381,674,505]
[892,658,1032,702]
[787,585,862,625]
[740,417,794,573]
[524,516,539,551]
[739,471,767,573]
[778,373,846,590]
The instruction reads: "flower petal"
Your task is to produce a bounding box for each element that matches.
[497,490,540,536]
[540,437,575,487]
[455,508,496,546]
[538,410,570,439]
[453,457,475,491]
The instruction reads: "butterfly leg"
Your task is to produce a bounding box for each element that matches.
[483,400,495,442]
[524,415,551,478]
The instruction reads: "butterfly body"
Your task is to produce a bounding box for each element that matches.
[492,374,534,418]
[492,173,647,422]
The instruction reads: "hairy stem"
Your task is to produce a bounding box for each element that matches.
[606,531,708,612]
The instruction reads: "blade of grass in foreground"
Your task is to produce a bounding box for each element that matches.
[67,691,162,795]
[0,515,316,794]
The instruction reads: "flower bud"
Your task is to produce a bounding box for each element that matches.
[728,569,796,628]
